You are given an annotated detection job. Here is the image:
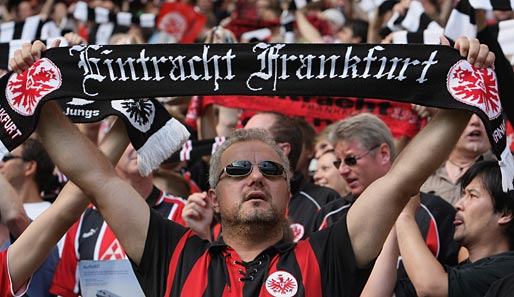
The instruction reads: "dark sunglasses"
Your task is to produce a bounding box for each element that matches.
[1,153,23,163]
[219,160,285,180]
[333,144,380,168]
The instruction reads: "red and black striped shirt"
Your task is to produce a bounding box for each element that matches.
[134,209,372,297]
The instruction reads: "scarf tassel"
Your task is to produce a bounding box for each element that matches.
[499,136,514,192]
[137,118,190,176]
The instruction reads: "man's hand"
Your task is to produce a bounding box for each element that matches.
[399,192,421,219]
[182,192,214,241]
[9,39,61,74]
[450,36,495,69]
[64,32,87,46]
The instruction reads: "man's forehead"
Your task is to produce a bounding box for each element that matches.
[11,145,24,155]
[221,140,281,162]
[244,114,276,130]
[334,139,364,154]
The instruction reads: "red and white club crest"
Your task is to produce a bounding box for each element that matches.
[289,223,304,243]
[265,271,299,297]
[447,60,501,120]
[6,58,62,116]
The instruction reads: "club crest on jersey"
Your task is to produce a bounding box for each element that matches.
[447,60,501,120]
[111,99,155,132]
[6,58,62,116]
[289,223,304,243]
[265,271,298,297]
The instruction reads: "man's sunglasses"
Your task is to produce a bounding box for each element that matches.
[1,153,23,163]
[333,144,380,168]
[219,160,285,180]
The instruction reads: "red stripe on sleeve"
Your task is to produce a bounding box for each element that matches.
[294,241,322,296]
[164,230,198,296]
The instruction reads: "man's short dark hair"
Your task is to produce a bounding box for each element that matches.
[460,160,514,248]
[265,112,303,171]
[294,117,317,152]
[346,19,369,43]
[21,138,55,193]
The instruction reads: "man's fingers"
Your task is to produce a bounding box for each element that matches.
[30,40,46,61]
[485,52,495,69]
[439,35,450,46]
[8,49,23,73]
[473,44,488,68]
[454,36,469,59]
[188,194,207,207]
[186,209,200,219]
[11,47,32,73]
[466,38,480,66]
[49,38,62,49]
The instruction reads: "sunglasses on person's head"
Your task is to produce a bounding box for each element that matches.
[219,160,286,180]
[333,144,380,168]
[1,153,23,163]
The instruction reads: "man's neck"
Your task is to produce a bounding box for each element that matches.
[125,175,154,199]
[222,223,284,262]
[466,238,511,263]
[448,149,482,165]
[18,183,44,204]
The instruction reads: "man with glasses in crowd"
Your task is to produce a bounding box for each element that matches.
[0,139,55,221]
[0,138,60,297]
[11,37,493,296]
[311,113,460,296]
[244,111,340,241]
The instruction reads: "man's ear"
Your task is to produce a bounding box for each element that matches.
[24,160,37,178]
[377,143,391,165]
[499,210,513,226]
[208,188,220,213]
[278,142,291,157]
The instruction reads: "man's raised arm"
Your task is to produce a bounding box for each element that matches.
[10,41,152,266]
[346,37,495,267]
[0,175,29,239]
[7,118,129,291]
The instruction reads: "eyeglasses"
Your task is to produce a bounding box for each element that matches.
[333,144,380,168]
[219,160,286,180]
[1,153,23,163]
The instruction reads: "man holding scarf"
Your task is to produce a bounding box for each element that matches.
[7,37,495,296]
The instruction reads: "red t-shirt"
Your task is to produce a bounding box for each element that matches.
[0,249,30,297]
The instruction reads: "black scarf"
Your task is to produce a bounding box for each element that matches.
[0,43,511,190]
[55,97,190,176]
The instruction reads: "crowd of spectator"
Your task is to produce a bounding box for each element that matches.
[0,0,513,296]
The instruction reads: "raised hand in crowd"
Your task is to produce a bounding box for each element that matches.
[182,192,215,241]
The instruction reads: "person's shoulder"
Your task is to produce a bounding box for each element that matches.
[485,272,514,297]
[319,195,353,213]
[299,181,341,204]
[420,191,455,210]
[472,250,514,267]
[161,192,187,206]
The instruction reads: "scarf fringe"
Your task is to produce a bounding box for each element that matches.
[499,136,514,192]
[0,142,9,160]
[137,118,190,176]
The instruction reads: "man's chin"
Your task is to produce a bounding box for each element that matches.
[240,209,279,225]
[453,234,464,244]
